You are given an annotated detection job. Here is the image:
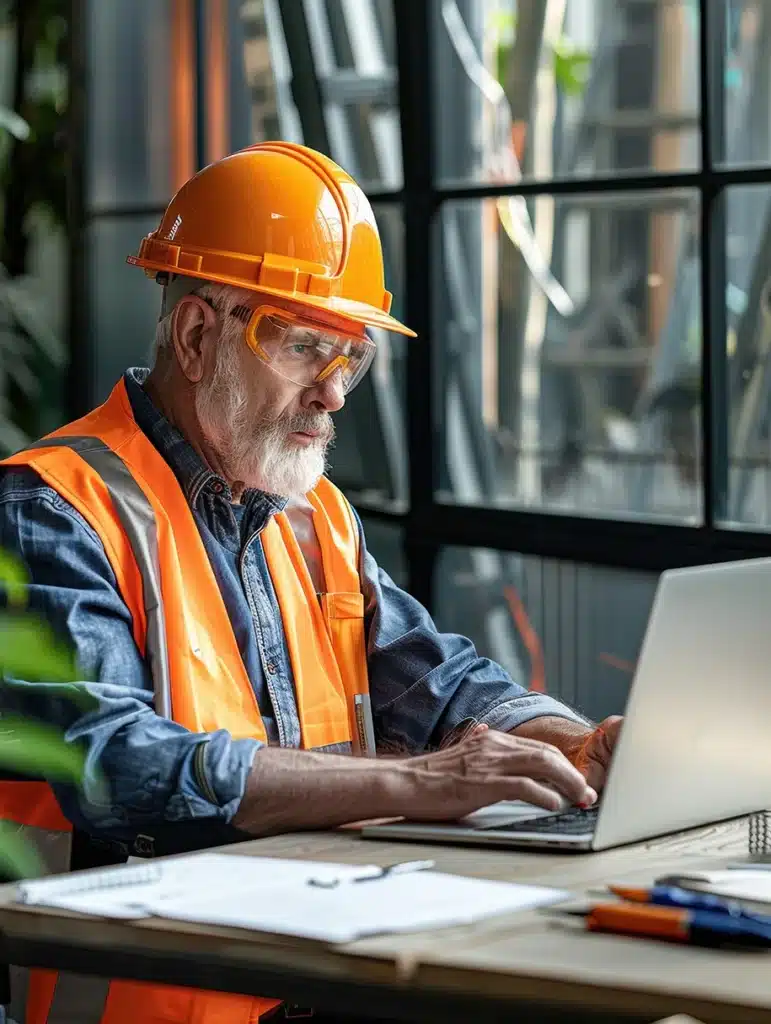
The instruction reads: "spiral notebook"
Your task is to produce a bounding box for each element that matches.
[15,852,569,942]
[18,860,168,919]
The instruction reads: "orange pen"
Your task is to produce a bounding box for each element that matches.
[572,901,771,947]
[585,902,692,942]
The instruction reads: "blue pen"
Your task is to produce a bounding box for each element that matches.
[610,884,771,925]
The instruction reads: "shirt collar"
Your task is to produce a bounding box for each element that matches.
[122,367,287,516]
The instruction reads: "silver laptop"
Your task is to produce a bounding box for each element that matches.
[362,557,771,852]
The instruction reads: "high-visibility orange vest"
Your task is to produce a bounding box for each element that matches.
[0,377,371,1024]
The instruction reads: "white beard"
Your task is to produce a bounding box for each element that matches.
[196,375,332,498]
[258,438,327,498]
[193,319,334,499]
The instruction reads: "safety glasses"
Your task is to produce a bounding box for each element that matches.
[230,303,376,395]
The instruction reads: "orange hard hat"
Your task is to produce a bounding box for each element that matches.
[127,141,415,338]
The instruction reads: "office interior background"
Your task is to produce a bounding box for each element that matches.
[1,0,770,723]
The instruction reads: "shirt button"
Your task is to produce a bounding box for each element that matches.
[211,481,224,494]
[266,662,277,674]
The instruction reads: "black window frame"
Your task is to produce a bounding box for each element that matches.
[66,0,771,617]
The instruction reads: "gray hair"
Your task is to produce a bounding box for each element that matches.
[151,280,254,366]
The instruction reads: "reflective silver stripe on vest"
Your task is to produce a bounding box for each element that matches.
[11,438,168,1023]
[9,967,108,1024]
[7,827,73,1023]
[315,741,352,755]
[26,436,172,718]
[46,973,110,1024]
[8,965,27,1023]
[7,824,72,876]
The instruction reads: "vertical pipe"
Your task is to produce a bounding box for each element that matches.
[205,0,229,163]
[170,0,196,188]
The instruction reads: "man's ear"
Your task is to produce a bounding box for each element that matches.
[171,296,219,383]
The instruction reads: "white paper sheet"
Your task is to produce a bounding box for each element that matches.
[16,852,569,942]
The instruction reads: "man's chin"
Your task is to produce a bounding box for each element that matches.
[258,449,327,499]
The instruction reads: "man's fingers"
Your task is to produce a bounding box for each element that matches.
[575,716,622,791]
[599,715,623,752]
[581,757,606,793]
[490,777,571,813]
[458,729,596,805]
[514,744,595,805]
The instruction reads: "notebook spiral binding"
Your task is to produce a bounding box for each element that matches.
[16,861,162,903]
[748,811,771,857]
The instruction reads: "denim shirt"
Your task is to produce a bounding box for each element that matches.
[0,369,582,845]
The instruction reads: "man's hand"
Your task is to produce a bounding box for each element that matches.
[400,728,597,820]
[232,729,597,836]
[573,716,623,791]
[512,715,624,792]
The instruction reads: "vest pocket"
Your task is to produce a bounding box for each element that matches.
[319,592,372,755]
[319,592,366,681]
[319,592,364,621]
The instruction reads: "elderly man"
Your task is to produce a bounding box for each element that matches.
[0,143,620,1023]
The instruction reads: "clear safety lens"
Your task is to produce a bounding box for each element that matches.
[241,306,376,394]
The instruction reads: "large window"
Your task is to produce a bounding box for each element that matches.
[70,0,771,660]
[435,191,702,522]
[393,0,771,571]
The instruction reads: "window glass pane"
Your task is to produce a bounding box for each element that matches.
[87,0,176,210]
[242,0,402,190]
[359,517,406,588]
[434,547,657,721]
[435,192,702,522]
[240,1,293,144]
[327,205,408,511]
[723,184,771,528]
[88,216,161,402]
[434,0,700,186]
[720,1,771,168]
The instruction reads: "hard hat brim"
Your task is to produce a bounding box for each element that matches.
[127,256,417,338]
[296,292,417,338]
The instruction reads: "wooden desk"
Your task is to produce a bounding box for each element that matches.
[0,818,765,1023]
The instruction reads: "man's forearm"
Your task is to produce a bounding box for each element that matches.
[511,716,594,764]
[233,722,599,837]
[231,747,410,835]
[232,730,597,835]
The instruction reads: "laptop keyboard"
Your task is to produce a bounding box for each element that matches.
[481,804,600,835]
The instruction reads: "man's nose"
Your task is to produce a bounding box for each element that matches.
[304,369,346,412]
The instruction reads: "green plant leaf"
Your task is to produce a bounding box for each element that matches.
[0,106,30,141]
[489,10,516,37]
[0,715,86,782]
[0,612,78,682]
[553,45,592,96]
[0,820,44,879]
[0,550,28,608]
